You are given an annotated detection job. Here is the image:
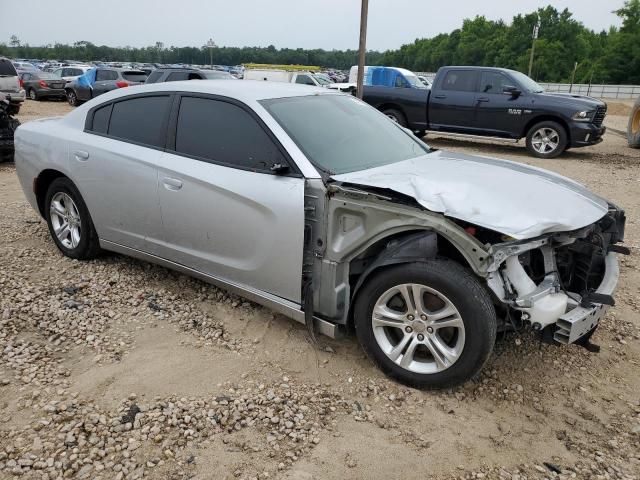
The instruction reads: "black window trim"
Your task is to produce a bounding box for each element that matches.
[84,91,174,151]
[165,92,302,178]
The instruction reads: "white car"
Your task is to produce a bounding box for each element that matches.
[52,65,92,82]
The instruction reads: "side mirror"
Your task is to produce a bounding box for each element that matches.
[503,85,522,97]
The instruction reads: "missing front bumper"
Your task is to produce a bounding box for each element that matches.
[554,252,619,344]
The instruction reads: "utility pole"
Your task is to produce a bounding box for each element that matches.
[206,38,217,69]
[528,19,540,77]
[356,0,369,99]
[569,62,579,93]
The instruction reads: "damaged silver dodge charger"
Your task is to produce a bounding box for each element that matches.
[14,81,628,388]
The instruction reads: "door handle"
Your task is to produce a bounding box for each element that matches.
[74,150,89,161]
[477,97,490,102]
[434,94,447,99]
[162,177,183,191]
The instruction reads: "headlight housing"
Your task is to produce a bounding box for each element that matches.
[572,110,594,122]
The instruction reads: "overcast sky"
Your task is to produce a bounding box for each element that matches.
[1,0,625,51]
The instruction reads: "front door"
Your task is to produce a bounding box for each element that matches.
[155,95,305,303]
[474,70,527,137]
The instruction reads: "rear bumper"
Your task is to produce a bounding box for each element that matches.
[554,252,619,344]
[1,89,25,103]
[35,88,66,97]
[569,122,606,147]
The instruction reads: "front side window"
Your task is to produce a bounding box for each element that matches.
[480,71,510,94]
[261,94,430,175]
[174,96,285,171]
[441,70,478,92]
[108,96,170,147]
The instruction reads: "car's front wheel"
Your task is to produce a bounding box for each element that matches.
[525,121,567,158]
[354,260,496,389]
[45,177,101,260]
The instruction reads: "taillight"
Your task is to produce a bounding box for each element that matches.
[39,80,48,88]
[19,78,24,88]
[115,81,129,88]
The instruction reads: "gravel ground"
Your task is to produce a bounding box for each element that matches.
[0,99,639,480]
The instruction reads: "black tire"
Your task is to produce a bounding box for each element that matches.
[66,90,79,107]
[627,97,640,148]
[7,104,20,115]
[354,260,496,389]
[525,120,568,158]
[414,130,426,138]
[44,177,101,260]
[28,88,38,101]
[382,108,407,127]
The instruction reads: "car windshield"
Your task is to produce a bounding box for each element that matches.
[313,74,333,85]
[404,72,428,89]
[261,94,430,175]
[510,70,544,93]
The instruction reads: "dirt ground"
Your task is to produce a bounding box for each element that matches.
[0,99,639,480]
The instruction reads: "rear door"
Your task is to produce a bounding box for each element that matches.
[93,69,119,96]
[67,94,170,251]
[155,94,305,302]
[428,69,479,132]
[474,70,526,137]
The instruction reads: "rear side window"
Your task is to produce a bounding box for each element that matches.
[122,71,147,83]
[174,96,284,171]
[145,70,162,83]
[67,68,82,77]
[96,70,118,81]
[0,59,17,76]
[441,70,478,92]
[91,104,112,134]
[108,96,170,147]
[166,71,189,82]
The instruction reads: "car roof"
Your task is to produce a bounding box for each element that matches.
[95,80,333,102]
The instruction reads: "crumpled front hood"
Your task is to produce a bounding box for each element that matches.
[331,150,609,240]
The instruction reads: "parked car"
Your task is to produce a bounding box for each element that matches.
[0,92,20,162]
[12,61,39,73]
[361,66,608,158]
[245,68,354,92]
[52,65,92,82]
[14,81,627,388]
[65,68,147,106]
[0,57,25,114]
[145,67,235,83]
[21,72,67,100]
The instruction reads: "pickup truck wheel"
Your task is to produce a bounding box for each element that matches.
[627,97,640,148]
[45,178,101,260]
[382,108,407,127]
[525,121,567,158]
[354,260,496,389]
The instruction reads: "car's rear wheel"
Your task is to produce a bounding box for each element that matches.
[28,88,38,101]
[66,90,79,106]
[382,108,407,127]
[45,177,101,260]
[354,260,496,389]
[525,121,567,158]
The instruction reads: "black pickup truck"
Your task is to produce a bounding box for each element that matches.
[362,66,607,158]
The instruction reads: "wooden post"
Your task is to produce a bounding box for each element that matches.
[356,0,369,99]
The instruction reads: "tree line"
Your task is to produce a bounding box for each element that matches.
[1,1,638,84]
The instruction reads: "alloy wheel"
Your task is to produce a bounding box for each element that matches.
[531,127,560,154]
[371,283,465,374]
[49,192,82,249]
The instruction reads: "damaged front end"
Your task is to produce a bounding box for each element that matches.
[484,206,627,346]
